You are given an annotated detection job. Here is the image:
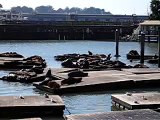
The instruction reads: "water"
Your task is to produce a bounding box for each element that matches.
[0,40,159,115]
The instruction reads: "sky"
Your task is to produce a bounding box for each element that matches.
[0,0,151,15]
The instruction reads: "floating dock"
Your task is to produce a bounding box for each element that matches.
[0,68,77,83]
[126,54,157,60]
[12,117,65,120]
[0,95,65,118]
[34,68,160,94]
[11,109,160,120]
[33,70,133,94]
[65,109,160,120]
[0,56,46,70]
[112,92,160,110]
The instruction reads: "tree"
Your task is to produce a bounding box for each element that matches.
[21,6,34,13]
[11,6,22,13]
[0,4,2,8]
[11,6,34,14]
[9,5,112,15]
[150,0,160,20]
[35,6,54,13]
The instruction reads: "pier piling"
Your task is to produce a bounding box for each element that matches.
[59,34,61,40]
[158,28,160,68]
[140,32,145,64]
[115,29,120,57]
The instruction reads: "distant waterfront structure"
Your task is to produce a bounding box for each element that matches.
[0,10,149,40]
[0,10,23,20]
[132,20,160,40]
[25,13,148,24]
[0,10,148,24]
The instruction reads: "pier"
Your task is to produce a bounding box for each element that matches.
[0,21,136,40]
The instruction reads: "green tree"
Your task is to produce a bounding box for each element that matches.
[35,6,54,13]
[150,0,160,20]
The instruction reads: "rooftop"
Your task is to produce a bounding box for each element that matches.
[140,20,160,26]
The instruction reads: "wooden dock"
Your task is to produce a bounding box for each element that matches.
[0,56,46,70]
[34,68,160,94]
[12,117,65,120]
[0,57,24,70]
[65,109,160,120]
[126,54,157,60]
[122,68,160,74]
[33,70,134,94]
[0,57,24,61]
[0,95,65,118]
[0,68,77,83]
[112,92,160,110]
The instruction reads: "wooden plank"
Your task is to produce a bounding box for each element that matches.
[0,95,65,117]
[0,57,24,61]
[138,73,160,79]
[13,118,42,120]
[66,109,160,120]
[12,117,65,120]
[5,117,65,120]
[122,68,160,74]
[112,92,160,110]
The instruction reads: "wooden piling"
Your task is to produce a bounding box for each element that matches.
[158,27,160,68]
[148,30,150,42]
[140,32,145,64]
[59,34,61,40]
[115,29,120,57]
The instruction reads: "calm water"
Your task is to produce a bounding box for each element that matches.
[0,40,159,115]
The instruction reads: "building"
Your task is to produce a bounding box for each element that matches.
[132,20,160,40]
[0,10,149,24]
[25,13,148,24]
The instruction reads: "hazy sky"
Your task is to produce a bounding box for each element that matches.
[0,0,151,15]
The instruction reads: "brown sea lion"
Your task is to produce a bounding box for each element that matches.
[47,81,61,89]
[68,71,88,77]
[61,77,82,85]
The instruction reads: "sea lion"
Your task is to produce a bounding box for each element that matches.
[45,68,52,77]
[61,77,82,85]
[88,51,93,55]
[47,81,61,89]
[68,71,88,77]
